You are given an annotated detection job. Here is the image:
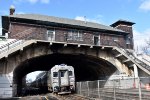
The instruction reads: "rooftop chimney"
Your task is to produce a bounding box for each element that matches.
[10,5,15,15]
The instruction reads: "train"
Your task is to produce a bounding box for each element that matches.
[29,64,75,94]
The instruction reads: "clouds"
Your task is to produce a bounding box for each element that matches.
[139,0,150,11]
[13,0,50,4]
[75,16,85,21]
[75,15,103,24]
[133,28,150,53]
[28,0,50,4]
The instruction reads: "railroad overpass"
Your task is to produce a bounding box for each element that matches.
[0,39,150,97]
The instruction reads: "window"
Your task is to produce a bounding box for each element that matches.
[53,72,58,77]
[67,30,83,41]
[47,29,55,41]
[113,36,119,42]
[67,30,73,40]
[78,32,83,41]
[69,71,73,76]
[61,71,66,77]
[94,35,99,45]
[93,33,100,46]
[73,31,78,40]
[126,36,131,44]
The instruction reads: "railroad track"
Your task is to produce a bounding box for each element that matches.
[48,93,97,100]
[19,93,98,100]
[20,95,58,100]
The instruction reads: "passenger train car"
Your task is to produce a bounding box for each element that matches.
[29,64,75,94]
[47,64,75,94]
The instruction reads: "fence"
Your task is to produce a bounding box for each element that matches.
[76,77,150,100]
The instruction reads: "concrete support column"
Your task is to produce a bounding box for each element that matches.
[22,76,26,87]
[12,75,23,97]
[133,64,138,78]
[12,84,17,97]
[133,64,139,88]
[12,83,22,97]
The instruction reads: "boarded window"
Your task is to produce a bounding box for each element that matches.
[67,30,83,41]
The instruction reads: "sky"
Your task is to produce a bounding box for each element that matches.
[0,0,150,81]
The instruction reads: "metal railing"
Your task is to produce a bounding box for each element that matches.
[0,28,38,55]
[0,39,25,54]
[113,41,150,73]
[140,55,150,66]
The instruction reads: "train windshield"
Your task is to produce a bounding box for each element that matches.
[53,72,58,77]
[69,71,72,76]
[60,71,66,77]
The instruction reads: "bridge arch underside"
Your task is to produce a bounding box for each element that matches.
[13,53,117,96]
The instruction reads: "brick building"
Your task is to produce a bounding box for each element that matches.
[1,8,135,49]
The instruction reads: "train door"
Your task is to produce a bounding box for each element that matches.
[59,70,69,87]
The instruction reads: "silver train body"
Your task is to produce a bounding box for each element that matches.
[29,64,75,94]
[47,64,75,94]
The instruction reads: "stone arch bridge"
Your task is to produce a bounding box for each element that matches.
[0,40,149,96]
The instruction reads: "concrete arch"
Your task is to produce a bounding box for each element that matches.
[13,53,118,96]
[0,41,133,96]
[1,42,131,76]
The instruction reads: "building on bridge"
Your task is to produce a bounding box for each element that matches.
[2,7,134,49]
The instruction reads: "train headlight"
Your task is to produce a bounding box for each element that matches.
[70,85,74,90]
[54,86,59,92]
[70,78,74,81]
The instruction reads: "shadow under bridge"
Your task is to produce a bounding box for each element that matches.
[13,53,117,96]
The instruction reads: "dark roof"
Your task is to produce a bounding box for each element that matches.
[2,14,127,34]
[111,20,135,27]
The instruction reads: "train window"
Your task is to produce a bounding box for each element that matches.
[61,71,65,77]
[69,71,72,76]
[53,72,58,77]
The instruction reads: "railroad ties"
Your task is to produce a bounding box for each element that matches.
[18,93,98,100]
[49,93,98,100]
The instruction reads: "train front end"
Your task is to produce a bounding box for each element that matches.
[51,64,75,94]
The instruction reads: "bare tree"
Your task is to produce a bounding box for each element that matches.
[142,38,150,54]
[146,38,150,46]
[141,46,149,54]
